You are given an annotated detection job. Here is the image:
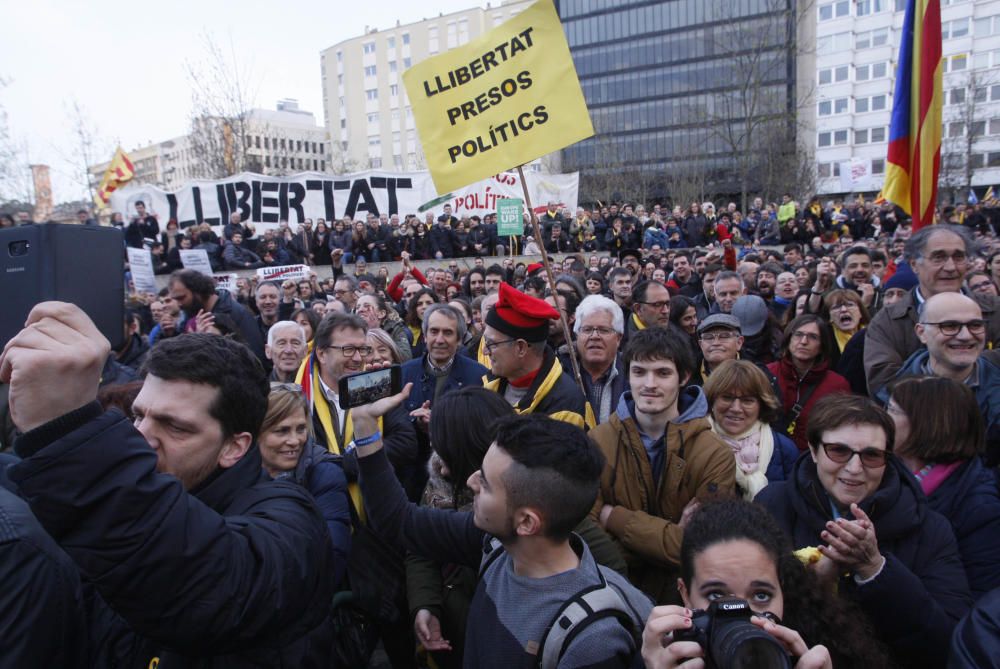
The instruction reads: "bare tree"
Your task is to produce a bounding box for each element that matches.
[0,77,34,205]
[63,98,108,205]
[185,32,263,178]
[939,67,999,204]
[700,0,817,212]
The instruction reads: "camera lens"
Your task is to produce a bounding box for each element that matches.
[711,620,790,669]
[8,240,29,257]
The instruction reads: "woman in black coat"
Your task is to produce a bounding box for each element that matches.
[756,394,972,669]
[887,376,1000,600]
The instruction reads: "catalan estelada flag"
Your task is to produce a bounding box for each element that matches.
[883,0,942,230]
[94,147,135,209]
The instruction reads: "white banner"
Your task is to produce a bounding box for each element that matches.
[179,249,214,276]
[839,158,873,192]
[214,273,239,293]
[108,169,579,232]
[256,264,311,282]
[126,247,157,293]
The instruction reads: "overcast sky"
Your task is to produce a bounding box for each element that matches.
[0,0,482,203]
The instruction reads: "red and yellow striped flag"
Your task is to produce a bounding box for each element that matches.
[94,147,135,209]
[883,0,942,230]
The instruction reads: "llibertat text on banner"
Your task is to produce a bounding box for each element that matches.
[402,0,594,194]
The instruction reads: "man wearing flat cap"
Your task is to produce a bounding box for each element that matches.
[482,283,591,428]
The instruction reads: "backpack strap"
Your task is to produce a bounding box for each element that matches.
[478,535,505,579]
[535,570,642,669]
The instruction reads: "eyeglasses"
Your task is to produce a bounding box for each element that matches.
[639,300,670,310]
[969,281,995,293]
[921,251,968,267]
[920,319,986,336]
[829,302,860,311]
[717,394,759,406]
[699,331,739,342]
[820,442,888,468]
[483,337,517,353]
[580,325,617,338]
[790,331,821,342]
[325,345,373,357]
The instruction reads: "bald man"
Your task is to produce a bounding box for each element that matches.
[880,292,1000,430]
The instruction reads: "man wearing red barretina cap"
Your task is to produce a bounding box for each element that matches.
[482,284,591,429]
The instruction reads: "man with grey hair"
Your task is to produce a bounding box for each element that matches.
[572,295,627,424]
[401,303,489,495]
[711,271,745,314]
[266,320,307,383]
[865,224,1000,396]
[865,224,1000,397]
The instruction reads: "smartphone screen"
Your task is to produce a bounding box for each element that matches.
[338,365,400,410]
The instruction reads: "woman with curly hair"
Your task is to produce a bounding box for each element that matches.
[642,499,890,669]
[404,288,439,359]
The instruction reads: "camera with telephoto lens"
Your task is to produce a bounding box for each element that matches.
[673,597,791,669]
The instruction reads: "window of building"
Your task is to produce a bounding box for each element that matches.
[428,26,439,52]
[363,41,376,54]
[969,154,984,168]
[321,160,326,170]
[403,57,412,68]
[855,128,869,144]
[336,51,342,62]
[819,97,848,116]
[990,119,1000,135]
[856,27,889,49]
[971,121,986,136]
[368,136,380,147]
[949,88,966,105]
[833,129,849,145]
[364,65,377,77]
[856,62,889,81]
[949,122,966,137]
[320,144,324,155]
[942,18,969,39]
[856,0,886,16]
[818,163,831,178]
[371,157,382,168]
[974,15,999,37]
[894,0,906,9]
[265,155,271,168]
[402,33,410,45]
[872,158,885,174]
[387,36,395,49]
[367,112,379,123]
[872,127,886,142]
[819,132,832,147]
[340,119,347,129]
[366,89,378,100]
[948,54,968,72]
[254,135,260,148]
[390,84,399,96]
[817,32,852,55]
[280,138,286,150]
[988,152,1000,167]
[393,155,403,169]
[819,65,849,85]
[818,1,849,20]
[389,61,397,73]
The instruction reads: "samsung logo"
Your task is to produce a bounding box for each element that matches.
[6,267,25,272]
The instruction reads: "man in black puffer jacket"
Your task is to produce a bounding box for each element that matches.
[3,311,337,668]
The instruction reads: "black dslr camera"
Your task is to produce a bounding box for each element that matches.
[674,597,791,669]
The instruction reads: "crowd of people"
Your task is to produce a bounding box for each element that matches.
[2,194,1000,668]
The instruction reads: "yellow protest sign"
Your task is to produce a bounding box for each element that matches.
[402,0,593,194]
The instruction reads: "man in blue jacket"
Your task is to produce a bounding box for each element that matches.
[402,303,488,498]
[1,304,337,667]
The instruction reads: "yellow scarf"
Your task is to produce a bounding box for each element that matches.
[477,336,492,370]
[631,313,646,330]
[833,326,859,352]
[296,363,383,524]
[409,324,422,347]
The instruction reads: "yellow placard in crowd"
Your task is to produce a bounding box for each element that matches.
[402,0,593,194]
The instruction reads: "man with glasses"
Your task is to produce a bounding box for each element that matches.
[572,295,627,425]
[689,314,783,398]
[304,312,416,479]
[865,224,1000,396]
[877,292,1000,431]
[482,284,589,428]
[333,275,359,312]
[624,280,671,343]
[588,326,734,604]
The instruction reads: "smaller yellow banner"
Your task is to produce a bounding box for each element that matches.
[403,0,593,194]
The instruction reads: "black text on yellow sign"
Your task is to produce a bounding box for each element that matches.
[403,0,594,194]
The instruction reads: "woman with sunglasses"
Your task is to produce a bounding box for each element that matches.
[259,385,351,588]
[756,394,972,669]
[887,376,1000,598]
